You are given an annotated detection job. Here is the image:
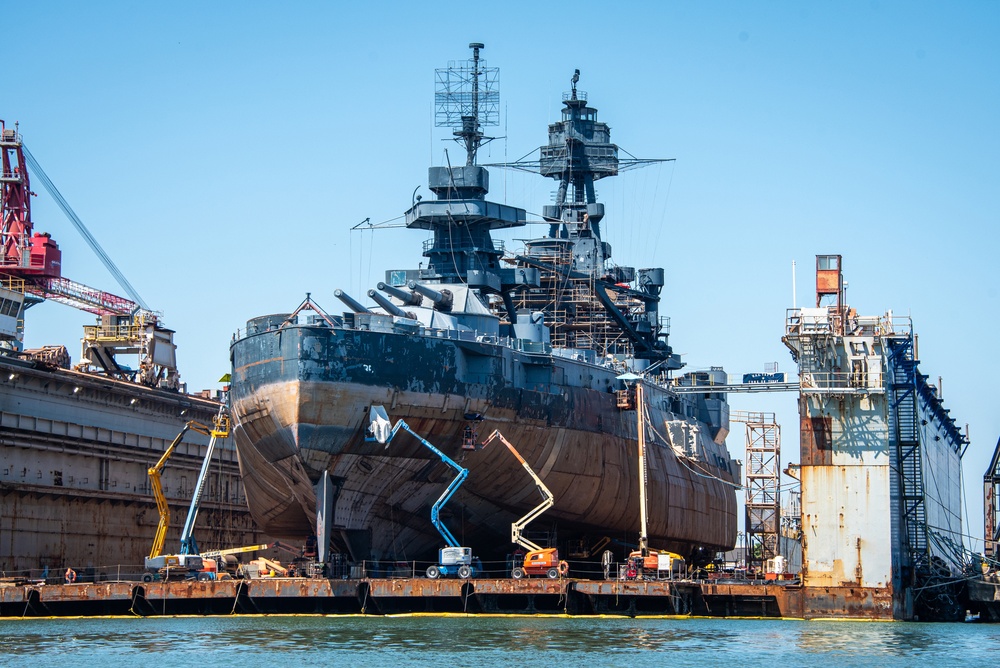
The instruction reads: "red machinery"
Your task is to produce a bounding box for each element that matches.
[0,120,179,387]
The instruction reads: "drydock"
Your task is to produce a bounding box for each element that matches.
[3,45,992,623]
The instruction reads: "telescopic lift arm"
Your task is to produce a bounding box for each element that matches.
[147,406,230,561]
[479,429,554,553]
[178,406,231,556]
[147,420,212,560]
[367,405,468,548]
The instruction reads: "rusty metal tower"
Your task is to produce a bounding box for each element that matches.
[731,410,781,573]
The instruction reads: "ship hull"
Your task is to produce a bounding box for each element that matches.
[230,322,738,563]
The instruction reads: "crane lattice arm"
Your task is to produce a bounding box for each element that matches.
[367,405,467,548]
[147,420,213,560]
[480,429,554,553]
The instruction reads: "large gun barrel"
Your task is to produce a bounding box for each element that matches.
[334,289,371,314]
[368,290,409,318]
[408,281,453,311]
[377,282,422,306]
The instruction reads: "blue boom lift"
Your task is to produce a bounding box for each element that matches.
[367,405,478,579]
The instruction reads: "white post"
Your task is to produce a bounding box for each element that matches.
[792,260,797,308]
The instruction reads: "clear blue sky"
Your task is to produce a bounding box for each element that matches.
[6,2,999,543]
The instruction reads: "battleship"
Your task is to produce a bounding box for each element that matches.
[229,44,740,566]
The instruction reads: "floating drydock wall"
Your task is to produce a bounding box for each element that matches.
[0,355,265,576]
[783,255,967,621]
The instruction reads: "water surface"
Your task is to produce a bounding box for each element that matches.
[2,615,995,667]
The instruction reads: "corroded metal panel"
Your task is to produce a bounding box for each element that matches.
[801,465,892,589]
[37,582,133,603]
[246,578,358,598]
[0,586,25,603]
[800,413,832,466]
[572,581,673,596]
[368,578,465,597]
[801,586,893,620]
[473,578,566,595]
[145,580,240,600]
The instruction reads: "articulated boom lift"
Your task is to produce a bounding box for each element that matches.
[479,429,569,579]
[144,407,230,580]
[367,405,478,579]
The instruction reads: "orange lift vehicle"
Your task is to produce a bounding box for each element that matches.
[479,430,569,579]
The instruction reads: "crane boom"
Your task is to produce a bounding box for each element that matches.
[21,144,148,310]
[480,429,554,553]
[367,405,467,548]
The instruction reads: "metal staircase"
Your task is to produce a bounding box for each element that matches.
[888,334,928,576]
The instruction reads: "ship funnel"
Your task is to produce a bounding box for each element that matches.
[377,282,422,306]
[408,281,453,312]
[368,290,409,319]
[334,289,371,314]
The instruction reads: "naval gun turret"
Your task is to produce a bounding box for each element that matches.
[334,289,371,314]
[367,289,416,319]
[408,281,453,312]
[377,282,422,307]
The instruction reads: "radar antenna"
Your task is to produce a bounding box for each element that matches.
[435,42,499,166]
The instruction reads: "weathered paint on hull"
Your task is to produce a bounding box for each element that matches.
[230,324,738,562]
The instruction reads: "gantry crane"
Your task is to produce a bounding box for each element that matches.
[143,407,230,581]
[479,429,569,579]
[0,120,179,388]
[367,405,478,579]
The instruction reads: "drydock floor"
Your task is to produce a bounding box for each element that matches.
[0,577,894,620]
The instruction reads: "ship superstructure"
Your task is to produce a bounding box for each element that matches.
[229,44,739,567]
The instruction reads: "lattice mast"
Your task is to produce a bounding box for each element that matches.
[435,42,498,167]
[405,43,524,291]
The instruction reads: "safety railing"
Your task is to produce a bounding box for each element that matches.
[798,370,885,392]
[1,558,801,585]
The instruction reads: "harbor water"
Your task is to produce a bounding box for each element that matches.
[1,615,995,666]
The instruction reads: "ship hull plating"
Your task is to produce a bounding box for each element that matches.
[230,323,738,563]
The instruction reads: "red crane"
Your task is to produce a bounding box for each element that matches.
[0,120,180,388]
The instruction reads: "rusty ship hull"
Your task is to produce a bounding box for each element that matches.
[230,322,739,564]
